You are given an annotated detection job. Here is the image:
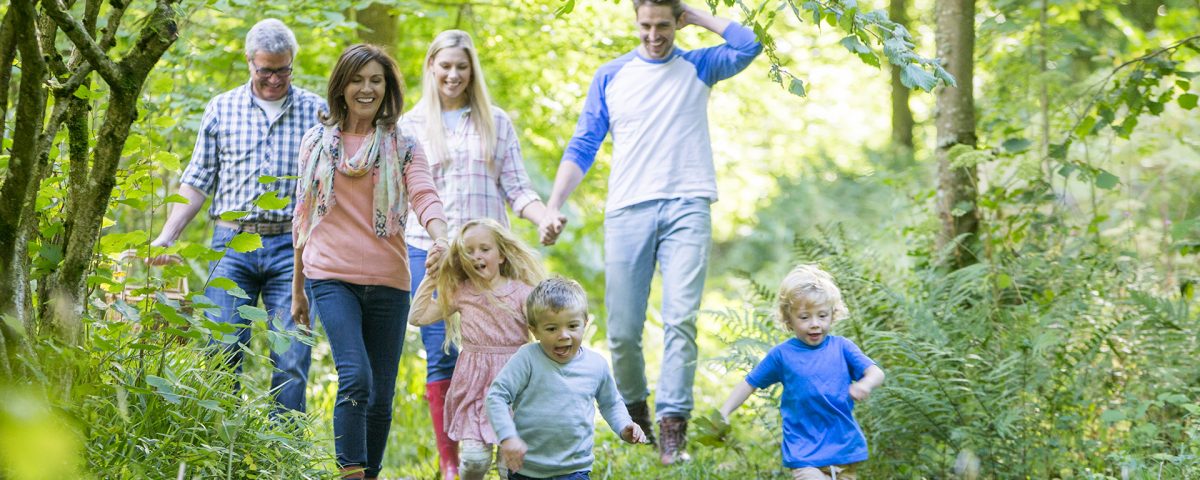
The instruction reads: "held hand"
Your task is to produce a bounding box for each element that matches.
[144,238,182,266]
[499,437,528,473]
[621,423,648,444]
[291,289,310,329]
[426,238,449,269]
[538,210,567,246]
[849,381,873,401]
[678,3,701,28]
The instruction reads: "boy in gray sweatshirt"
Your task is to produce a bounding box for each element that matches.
[486,278,647,479]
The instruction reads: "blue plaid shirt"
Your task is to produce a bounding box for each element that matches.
[180,83,326,223]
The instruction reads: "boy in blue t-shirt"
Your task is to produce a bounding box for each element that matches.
[719,265,885,480]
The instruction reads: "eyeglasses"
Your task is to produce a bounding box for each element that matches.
[252,62,293,79]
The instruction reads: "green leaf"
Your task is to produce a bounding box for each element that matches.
[220,210,250,221]
[900,64,937,91]
[152,151,180,171]
[1100,409,1125,423]
[253,191,290,211]
[996,273,1013,289]
[787,78,806,97]
[209,277,250,299]
[1074,116,1096,138]
[1048,141,1070,160]
[1178,93,1198,109]
[554,0,575,16]
[258,175,279,184]
[1095,170,1120,189]
[153,115,177,129]
[839,35,871,54]
[227,232,263,253]
[163,194,190,204]
[1001,138,1031,154]
[237,305,269,323]
[196,400,226,413]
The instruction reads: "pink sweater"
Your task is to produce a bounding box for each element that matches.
[301,131,446,291]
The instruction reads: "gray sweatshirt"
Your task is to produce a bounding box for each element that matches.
[486,344,632,478]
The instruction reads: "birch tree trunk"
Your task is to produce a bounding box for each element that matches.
[934,0,980,269]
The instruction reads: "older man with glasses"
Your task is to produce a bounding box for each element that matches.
[150,18,325,414]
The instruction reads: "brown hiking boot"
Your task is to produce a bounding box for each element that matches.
[626,400,656,446]
[658,416,691,465]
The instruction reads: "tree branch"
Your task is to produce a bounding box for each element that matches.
[40,0,123,84]
[117,0,180,82]
[97,0,130,52]
[0,9,17,152]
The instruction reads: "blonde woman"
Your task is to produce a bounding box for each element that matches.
[399,30,563,479]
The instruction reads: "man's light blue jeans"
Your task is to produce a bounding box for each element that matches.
[604,197,711,420]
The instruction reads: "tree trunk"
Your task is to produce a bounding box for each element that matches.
[934,0,979,269]
[0,0,49,325]
[356,3,399,56]
[890,0,914,150]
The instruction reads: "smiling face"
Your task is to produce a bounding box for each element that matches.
[636,4,680,60]
[462,225,504,285]
[342,60,386,131]
[248,50,292,101]
[786,300,834,346]
[531,307,587,364]
[430,47,472,109]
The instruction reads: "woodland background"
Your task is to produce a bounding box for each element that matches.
[0,0,1197,478]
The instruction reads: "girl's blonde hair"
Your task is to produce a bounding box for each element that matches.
[776,264,850,331]
[433,219,546,349]
[418,30,497,170]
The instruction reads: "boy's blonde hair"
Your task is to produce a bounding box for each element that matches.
[434,219,547,349]
[777,264,850,330]
[525,277,588,328]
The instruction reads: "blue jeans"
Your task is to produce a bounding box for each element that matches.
[408,245,459,383]
[207,226,311,413]
[604,197,711,420]
[308,279,409,479]
[509,471,590,480]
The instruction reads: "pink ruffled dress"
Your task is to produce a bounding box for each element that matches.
[443,279,534,443]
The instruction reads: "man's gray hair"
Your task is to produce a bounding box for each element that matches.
[245,19,298,59]
[525,277,589,327]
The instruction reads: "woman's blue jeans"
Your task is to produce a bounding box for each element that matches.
[308,279,409,478]
[407,245,459,382]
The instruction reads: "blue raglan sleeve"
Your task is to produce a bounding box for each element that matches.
[841,337,877,381]
[560,68,612,174]
[745,346,783,389]
[682,22,763,87]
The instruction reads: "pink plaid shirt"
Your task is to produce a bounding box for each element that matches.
[399,105,542,250]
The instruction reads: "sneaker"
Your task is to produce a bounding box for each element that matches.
[625,400,656,446]
[658,416,691,465]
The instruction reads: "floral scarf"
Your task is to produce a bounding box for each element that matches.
[294,123,412,247]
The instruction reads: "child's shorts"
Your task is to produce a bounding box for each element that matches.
[791,462,858,480]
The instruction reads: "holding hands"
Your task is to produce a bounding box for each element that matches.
[538,208,567,246]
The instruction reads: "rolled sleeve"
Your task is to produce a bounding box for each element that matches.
[179,105,220,193]
[496,119,542,216]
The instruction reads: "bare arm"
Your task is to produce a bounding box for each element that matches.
[539,162,584,245]
[679,3,732,34]
[409,265,454,326]
[850,365,885,401]
[718,380,757,420]
[290,243,310,328]
[147,184,207,264]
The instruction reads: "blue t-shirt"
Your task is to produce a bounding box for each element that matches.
[745,335,877,468]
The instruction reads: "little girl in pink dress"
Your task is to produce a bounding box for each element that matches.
[410,218,546,480]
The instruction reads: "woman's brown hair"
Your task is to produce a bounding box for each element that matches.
[320,44,404,127]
